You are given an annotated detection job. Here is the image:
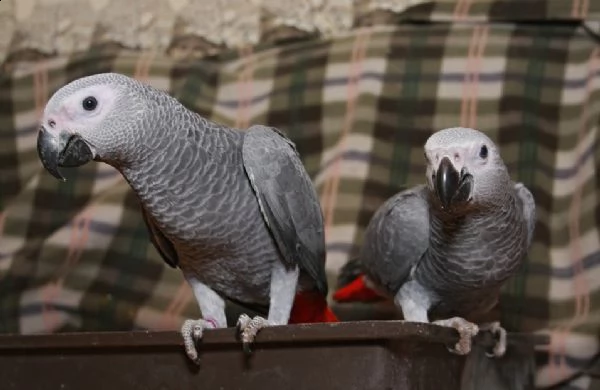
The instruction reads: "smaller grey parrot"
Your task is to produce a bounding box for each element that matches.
[334,127,536,358]
[35,73,338,365]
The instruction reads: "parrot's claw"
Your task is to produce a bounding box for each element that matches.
[479,321,507,358]
[181,318,215,365]
[433,316,479,355]
[236,314,272,354]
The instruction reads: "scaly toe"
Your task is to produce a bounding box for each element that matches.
[180,319,214,365]
[236,313,252,335]
[480,321,507,358]
[433,317,479,355]
[237,315,272,354]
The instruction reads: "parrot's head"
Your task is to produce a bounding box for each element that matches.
[36,72,159,181]
[424,127,510,212]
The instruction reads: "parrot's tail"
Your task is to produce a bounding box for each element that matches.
[288,291,339,324]
[332,274,385,303]
[336,256,364,288]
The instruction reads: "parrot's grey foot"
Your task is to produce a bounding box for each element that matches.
[181,318,216,365]
[479,321,507,358]
[236,314,272,354]
[433,316,479,355]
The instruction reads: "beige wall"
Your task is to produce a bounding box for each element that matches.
[0,0,419,65]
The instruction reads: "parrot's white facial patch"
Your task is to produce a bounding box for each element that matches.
[423,127,503,197]
[424,142,492,192]
[425,142,491,171]
[43,84,118,136]
[424,128,496,170]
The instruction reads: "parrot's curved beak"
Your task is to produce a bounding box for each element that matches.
[434,157,473,209]
[37,126,94,182]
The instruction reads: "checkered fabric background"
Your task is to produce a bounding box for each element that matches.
[2,1,600,388]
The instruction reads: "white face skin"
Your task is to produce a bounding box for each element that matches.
[423,127,509,206]
[42,84,121,159]
[37,73,163,180]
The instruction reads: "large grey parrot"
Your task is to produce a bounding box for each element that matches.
[334,127,536,360]
[36,73,338,364]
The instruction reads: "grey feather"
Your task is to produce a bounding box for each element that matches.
[242,125,328,295]
[515,182,536,248]
[360,185,430,294]
[141,206,179,268]
[337,186,430,291]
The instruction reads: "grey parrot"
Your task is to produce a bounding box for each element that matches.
[35,73,338,364]
[334,127,536,359]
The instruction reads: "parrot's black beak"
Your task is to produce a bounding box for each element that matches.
[37,126,94,182]
[434,157,473,210]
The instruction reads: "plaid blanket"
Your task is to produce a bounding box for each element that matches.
[2,2,600,388]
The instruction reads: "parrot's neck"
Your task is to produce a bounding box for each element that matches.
[419,188,527,296]
[114,108,247,241]
[116,104,243,172]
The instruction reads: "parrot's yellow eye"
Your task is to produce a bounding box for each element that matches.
[82,96,98,111]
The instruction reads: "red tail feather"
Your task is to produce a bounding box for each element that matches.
[289,291,339,324]
[332,274,384,303]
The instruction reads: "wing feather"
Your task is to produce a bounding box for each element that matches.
[242,125,328,294]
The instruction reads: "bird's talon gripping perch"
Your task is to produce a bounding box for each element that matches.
[181,318,215,365]
[236,313,252,353]
[237,314,272,354]
[433,317,479,355]
[480,321,507,358]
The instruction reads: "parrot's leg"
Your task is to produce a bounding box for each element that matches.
[181,277,227,365]
[479,321,507,358]
[394,280,432,322]
[432,317,479,355]
[237,262,299,353]
[395,282,478,354]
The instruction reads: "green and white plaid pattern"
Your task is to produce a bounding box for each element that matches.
[2,2,600,388]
